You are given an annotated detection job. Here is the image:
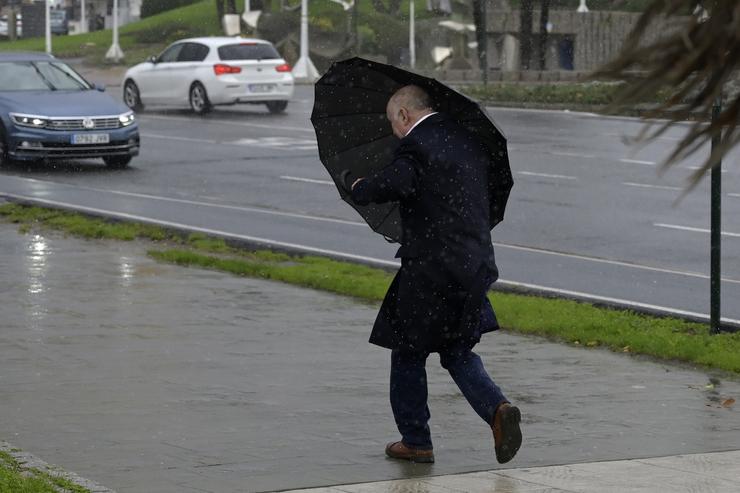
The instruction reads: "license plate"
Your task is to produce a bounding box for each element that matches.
[249,84,275,93]
[72,133,109,145]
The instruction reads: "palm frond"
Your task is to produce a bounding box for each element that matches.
[593,0,740,186]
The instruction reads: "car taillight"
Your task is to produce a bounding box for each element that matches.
[275,63,291,73]
[214,64,242,75]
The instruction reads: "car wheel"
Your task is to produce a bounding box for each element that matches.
[123,80,144,112]
[103,156,132,169]
[189,82,212,115]
[266,101,288,114]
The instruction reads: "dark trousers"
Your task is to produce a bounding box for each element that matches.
[390,344,507,450]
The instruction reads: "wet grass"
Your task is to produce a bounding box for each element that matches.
[0,450,90,493]
[2,202,740,374]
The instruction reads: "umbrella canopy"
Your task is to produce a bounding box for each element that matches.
[311,57,513,243]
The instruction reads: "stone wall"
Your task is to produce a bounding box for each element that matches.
[486,9,686,72]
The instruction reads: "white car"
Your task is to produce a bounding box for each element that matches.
[122,37,294,115]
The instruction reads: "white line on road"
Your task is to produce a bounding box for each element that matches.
[280,175,334,185]
[496,242,740,284]
[517,171,577,180]
[730,193,740,199]
[495,279,740,326]
[6,176,739,284]
[4,191,739,326]
[685,165,727,173]
[550,151,596,159]
[654,223,740,238]
[139,114,316,134]
[15,183,365,228]
[619,158,657,166]
[622,182,682,192]
[144,133,216,144]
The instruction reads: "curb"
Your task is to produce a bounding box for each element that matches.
[0,440,115,493]
[1,195,738,333]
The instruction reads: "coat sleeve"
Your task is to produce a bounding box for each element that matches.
[350,138,420,206]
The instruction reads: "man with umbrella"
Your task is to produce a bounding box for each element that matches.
[342,84,522,464]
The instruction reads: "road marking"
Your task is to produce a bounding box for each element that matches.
[495,279,740,326]
[685,165,727,173]
[6,176,739,284]
[654,223,740,238]
[517,171,577,180]
[139,113,316,134]
[0,193,400,266]
[550,151,596,159]
[495,242,740,284]
[280,175,334,185]
[228,137,317,150]
[10,182,365,228]
[622,182,682,192]
[143,133,319,151]
[619,158,656,166]
[3,191,739,326]
[144,133,216,144]
[730,193,740,198]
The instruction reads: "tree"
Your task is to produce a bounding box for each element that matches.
[594,0,739,186]
[519,0,533,70]
[538,0,550,70]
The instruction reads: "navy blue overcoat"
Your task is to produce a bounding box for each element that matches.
[350,113,500,352]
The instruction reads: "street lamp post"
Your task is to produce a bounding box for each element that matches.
[409,0,415,69]
[105,0,125,62]
[710,96,723,334]
[45,0,51,54]
[292,0,319,83]
[80,0,87,34]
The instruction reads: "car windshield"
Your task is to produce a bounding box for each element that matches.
[0,61,91,91]
[218,43,281,61]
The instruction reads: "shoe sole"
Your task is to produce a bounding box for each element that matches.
[495,406,522,464]
[385,446,435,463]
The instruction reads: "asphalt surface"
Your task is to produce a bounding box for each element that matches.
[1,222,739,493]
[0,85,739,324]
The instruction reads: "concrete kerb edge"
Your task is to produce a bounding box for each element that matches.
[1,194,738,334]
[0,440,115,493]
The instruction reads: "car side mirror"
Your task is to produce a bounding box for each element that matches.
[93,83,106,92]
[149,55,158,64]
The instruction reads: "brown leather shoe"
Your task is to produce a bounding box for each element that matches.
[385,441,435,463]
[492,403,522,464]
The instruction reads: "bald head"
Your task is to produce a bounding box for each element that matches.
[386,85,434,138]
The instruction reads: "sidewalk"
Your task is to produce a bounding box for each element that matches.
[1,217,739,492]
[282,450,740,492]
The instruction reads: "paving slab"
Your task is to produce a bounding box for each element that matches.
[0,221,739,492]
[282,450,740,493]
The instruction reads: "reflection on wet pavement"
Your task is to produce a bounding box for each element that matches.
[0,222,739,493]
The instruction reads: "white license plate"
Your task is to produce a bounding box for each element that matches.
[249,84,275,93]
[72,133,110,145]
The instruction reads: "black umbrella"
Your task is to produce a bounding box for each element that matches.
[310,57,513,243]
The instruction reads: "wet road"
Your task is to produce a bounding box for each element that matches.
[1,223,739,492]
[0,85,739,323]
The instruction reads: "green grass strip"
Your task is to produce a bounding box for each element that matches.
[2,202,740,373]
[0,450,89,493]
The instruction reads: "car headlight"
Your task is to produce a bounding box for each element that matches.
[118,112,135,127]
[10,113,48,129]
